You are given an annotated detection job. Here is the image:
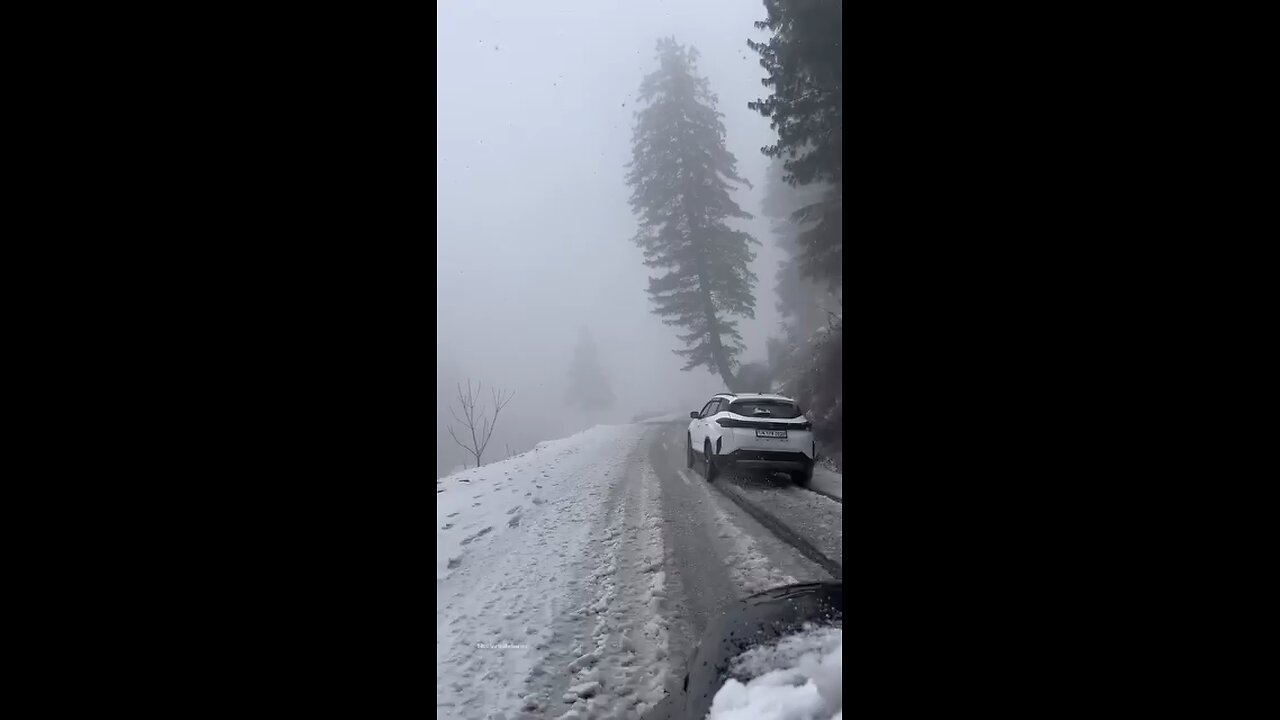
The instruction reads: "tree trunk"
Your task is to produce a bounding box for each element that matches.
[682,169,739,391]
[701,289,739,390]
[690,223,738,390]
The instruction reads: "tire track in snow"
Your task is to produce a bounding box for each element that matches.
[688,472,801,596]
[715,482,843,580]
[647,423,832,682]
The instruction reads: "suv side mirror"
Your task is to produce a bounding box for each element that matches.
[690,411,700,419]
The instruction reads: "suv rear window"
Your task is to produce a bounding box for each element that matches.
[727,400,803,419]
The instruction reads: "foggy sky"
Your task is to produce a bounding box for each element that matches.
[437,0,787,471]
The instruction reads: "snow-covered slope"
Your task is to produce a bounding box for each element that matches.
[809,466,842,501]
[436,424,671,719]
[438,425,631,582]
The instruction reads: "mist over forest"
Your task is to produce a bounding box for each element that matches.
[437,0,841,475]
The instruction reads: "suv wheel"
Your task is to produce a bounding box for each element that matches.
[703,440,717,481]
[791,461,813,487]
[687,435,694,468]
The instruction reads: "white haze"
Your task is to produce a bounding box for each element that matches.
[437,0,787,473]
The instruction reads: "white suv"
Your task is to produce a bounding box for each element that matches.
[687,393,815,486]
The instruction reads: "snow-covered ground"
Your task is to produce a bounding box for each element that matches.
[708,624,843,720]
[809,466,842,501]
[436,424,672,719]
[438,419,841,719]
[676,467,801,595]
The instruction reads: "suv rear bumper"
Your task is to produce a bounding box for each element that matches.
[721,449,812,471]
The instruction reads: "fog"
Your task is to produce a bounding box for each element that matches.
[437,0,787,474]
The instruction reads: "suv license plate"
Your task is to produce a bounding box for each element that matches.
[756,429,787,438]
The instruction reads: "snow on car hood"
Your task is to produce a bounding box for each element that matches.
[708,623,843,720]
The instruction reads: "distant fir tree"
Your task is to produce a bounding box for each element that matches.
[626,37,759,390]
[749,0,843,289]
[565,327,615,413]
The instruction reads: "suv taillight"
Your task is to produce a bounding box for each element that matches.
[717,418,813,430]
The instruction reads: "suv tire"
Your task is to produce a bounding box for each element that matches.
[791,461,813,487]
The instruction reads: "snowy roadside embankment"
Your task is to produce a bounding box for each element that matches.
[436,424,646,582]
[437,426,623,582]
[708,624,843,720]
[809,466,842,502]
[632,410,692,424]
[436,423,672,720]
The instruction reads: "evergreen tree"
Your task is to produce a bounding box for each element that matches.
[565,327,615,412]
[761,157,836,340]
[626,38,759,390]
[748,0,843,289]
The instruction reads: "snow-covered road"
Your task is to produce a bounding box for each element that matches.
[436,420,840,720]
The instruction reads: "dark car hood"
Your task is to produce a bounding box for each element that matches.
[643,582,842,720]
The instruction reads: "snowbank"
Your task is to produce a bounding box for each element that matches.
[809,466,842,501]
[436,424,632,582]
[436,422,674,719]
[707,624,842,720]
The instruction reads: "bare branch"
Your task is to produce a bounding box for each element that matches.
[477,387,513,461]
[446,424,473,456]
[493,387,515,412]
[447,379,514,467]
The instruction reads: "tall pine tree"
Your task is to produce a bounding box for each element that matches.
[564,327,615,413]
[626,38,759,390]
[748,0,843,290]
